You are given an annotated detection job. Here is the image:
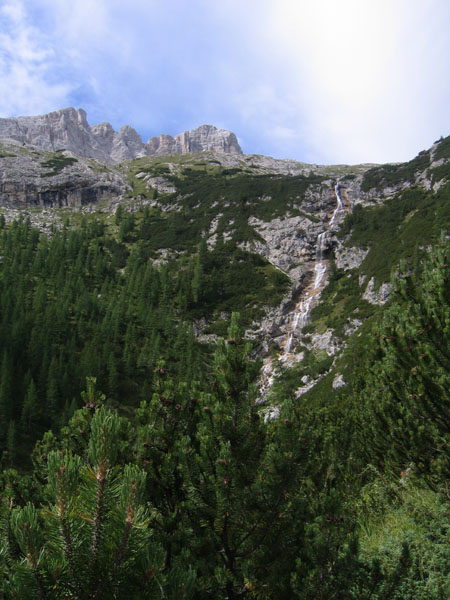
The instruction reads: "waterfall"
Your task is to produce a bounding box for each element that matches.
[313,262,327,289]
[316,232,327,260]
[330,182,343,226]
[262,179,348,389]
[282,180,344,358]
[284,333,294,355]
[283,229,328,356]
[300,297,313,325]
[284,296,313,355]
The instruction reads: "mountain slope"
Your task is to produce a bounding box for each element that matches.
[0,127,449,407]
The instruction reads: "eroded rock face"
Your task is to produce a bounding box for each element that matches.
[145,125,242,155]
[362,277,392,305]
[335,246,369,271]
[0,141,126,209]
[0,108,242,163]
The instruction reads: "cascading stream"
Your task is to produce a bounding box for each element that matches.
[284,296,313,354]
[282,180,343,359]
[260,180,346,392]
[330,182,343,226]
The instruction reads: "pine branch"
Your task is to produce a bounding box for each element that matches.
[87,459,108,598]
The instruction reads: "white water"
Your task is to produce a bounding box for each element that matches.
[282,180,344,358]
[316,232,327,260]
[313,262,327,289]
[330,182,343,226]
[284,296,313,354]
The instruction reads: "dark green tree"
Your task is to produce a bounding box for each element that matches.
[180,314,301,599]
[357,237,450,485]
[0,352,13,445]
[20,378,40,439]
[0,406,196,599]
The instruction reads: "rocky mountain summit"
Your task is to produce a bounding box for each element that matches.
[0,107,242,163]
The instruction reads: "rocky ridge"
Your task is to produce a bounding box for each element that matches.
[0,108,242,164]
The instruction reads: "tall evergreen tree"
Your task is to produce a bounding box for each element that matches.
[0,352,13,445]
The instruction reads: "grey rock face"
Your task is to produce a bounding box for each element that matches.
[0,108,242,163]
[0,140,126,209]
[0,107,97,155]
[145,125,242,155]
[335,246,369,271]
[177,124,242,154]
[362,277,392,305]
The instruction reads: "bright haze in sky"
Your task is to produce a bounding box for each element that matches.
[0,0,449,164]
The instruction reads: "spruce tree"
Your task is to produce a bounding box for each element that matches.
[20,378,40,439]
[0,352,13,446]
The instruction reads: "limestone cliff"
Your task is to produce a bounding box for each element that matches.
[0,108,242,163]
[0,139,126,213]
[146,124,242,155]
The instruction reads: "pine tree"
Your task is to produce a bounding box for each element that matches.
[191,239,207,304]
[358,237,450,485]
[115,204,123,225]
[20,378,40,438]
[0,352,13,445]
[5,420,17,466]
[0,406,193,599]
[179,313,299,599]
[135,363,199,578]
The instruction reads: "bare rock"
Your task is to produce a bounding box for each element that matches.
[332,373,346,389]
[0,108,242,163]
[175,124,242,154]
[362,277,392,305]
[0,141,126,208]
[310,330,341,356]
[335,246,369,271]
[145,125,242,156]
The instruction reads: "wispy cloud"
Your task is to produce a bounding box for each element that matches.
[0,1,72,116]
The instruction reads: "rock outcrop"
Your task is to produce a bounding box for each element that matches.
[146,124,242,155]
[0,139,127,210]
[0,108,242,163]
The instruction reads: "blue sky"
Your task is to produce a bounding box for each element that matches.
[1,0,450,164]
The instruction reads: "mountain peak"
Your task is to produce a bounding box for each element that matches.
[0,108,242,162]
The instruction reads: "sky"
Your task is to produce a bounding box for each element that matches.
[0,0,450,165]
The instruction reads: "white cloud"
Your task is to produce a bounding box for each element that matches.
[204,0,450,162]
[0,1,73,116]
[258,0,450,162]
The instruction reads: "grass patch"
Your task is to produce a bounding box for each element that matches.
[41,151,78,176]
